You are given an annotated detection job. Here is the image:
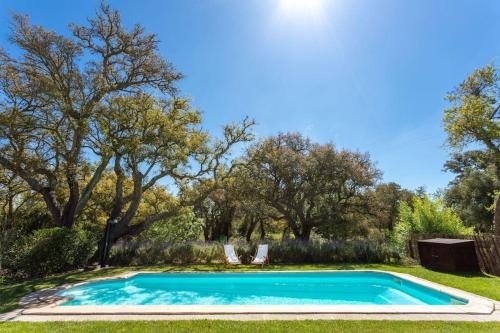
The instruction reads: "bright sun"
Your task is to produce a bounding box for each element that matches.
[277,0,325,20]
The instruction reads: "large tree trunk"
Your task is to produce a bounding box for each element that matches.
[222,215,232,240]
[258,219,266,240]
[495,166,500,237]
[211,220,219,241]
[210,207,235,241]
[61,195,78,228]
[203,224,210,241]
[286,217,302,240]
[495,194,500,237]
[298,224,312,242]
[244,217,258,242]
[281,226,290,241]
[98,170,144,265]
[288,220,312,241]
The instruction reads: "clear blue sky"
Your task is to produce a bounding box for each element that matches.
[1,0,499,192]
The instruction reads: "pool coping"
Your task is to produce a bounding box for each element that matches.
[19,270,496,315]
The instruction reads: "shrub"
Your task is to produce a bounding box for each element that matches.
[108,239,399,266]
[5,227,96,278]
[392,196,474,255]
[109,241,226,266]
[268,240,399,264]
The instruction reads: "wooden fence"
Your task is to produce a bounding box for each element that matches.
[409,233,500,276]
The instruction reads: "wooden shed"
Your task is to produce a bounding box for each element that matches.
[417,238,479,272]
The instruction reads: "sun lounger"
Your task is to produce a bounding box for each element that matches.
[251,244,269,267]
[224,244,242,265]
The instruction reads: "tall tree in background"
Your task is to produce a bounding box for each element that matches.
[236,197,275,242]
[0,4,181,228]
[444,151,498,232]
[192,177,239,242]
[243,133,380,241]
[364,182,415,235]
[444,64,500,235]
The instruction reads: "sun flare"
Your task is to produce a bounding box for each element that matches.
[277,0,325,20]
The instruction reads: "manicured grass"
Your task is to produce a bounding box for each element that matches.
[1,263,499,315]
[1,320,500,333]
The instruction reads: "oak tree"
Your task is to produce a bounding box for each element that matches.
[444,64,500,235]
[0,4,181,228]
[243,133,380,241]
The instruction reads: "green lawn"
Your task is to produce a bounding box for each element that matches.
[1,320,500,333]
[1,264,499,332]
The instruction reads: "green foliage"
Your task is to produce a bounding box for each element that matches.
[138,207,203,242]
[269,240,399,264]
[487,190,500,213]
[444,151,499,232]
[443,64,500,235]
[108,240,399,266]
[392,196,473,254]
[445,166,498,232]
[363,182,415,235]
[5,228,96,278]
[0,5,183,229]
[444,64,500,152]
[190,176,240,242]
[243,133,381,241]
[109,242,224,266]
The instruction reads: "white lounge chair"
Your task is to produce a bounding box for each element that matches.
[251,244,269,267]
[224,244,242,265]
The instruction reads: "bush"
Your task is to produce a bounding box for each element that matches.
[392,196,474,255]
[109,241,225,266]
[5,227,96,278]
[108,239,400,266]
[269,240,399,264]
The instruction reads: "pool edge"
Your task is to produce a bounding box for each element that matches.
[19,269,496,315]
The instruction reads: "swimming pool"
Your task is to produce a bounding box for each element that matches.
[58,271,467,306]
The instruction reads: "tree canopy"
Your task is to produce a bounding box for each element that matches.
[444,151,498,232]
[443,64,500,235]
[0,4,182,228]
[241,133,381,241]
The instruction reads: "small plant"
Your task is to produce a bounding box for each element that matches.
[392,196,473,255]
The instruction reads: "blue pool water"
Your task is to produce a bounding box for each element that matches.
[59,271,467,306]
